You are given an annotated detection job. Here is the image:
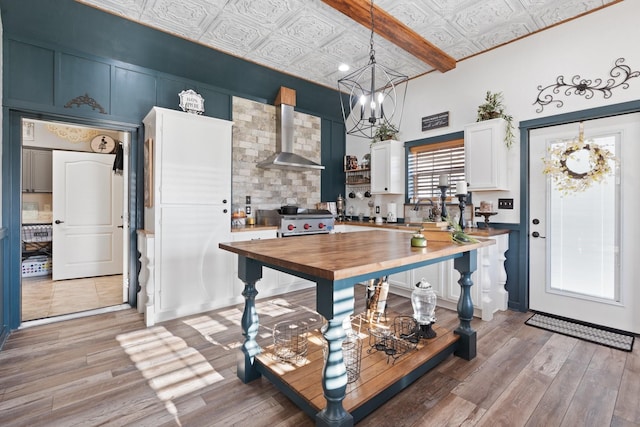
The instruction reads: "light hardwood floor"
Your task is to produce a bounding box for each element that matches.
[21,275,124,321]
[1,287,638,426]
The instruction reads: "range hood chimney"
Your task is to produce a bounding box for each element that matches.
[257,87,325,171]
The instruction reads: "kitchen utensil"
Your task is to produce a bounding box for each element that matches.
[280,205,298,215]
[348,191,356,198]
[364,190,371,198]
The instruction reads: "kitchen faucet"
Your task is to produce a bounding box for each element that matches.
[413,198,435,222]
[413,198,433,211]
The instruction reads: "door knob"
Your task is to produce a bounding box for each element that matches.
[55,220,64,224]
[532,231,545,238]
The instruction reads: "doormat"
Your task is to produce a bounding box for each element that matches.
[525,312,635,352]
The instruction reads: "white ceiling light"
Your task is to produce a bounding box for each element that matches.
[338,63,350,72]
[337,0,408,139]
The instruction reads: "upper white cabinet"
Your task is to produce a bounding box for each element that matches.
[464,118,509,191]
[22,148,52,193]
[371,140,404,194]
[141,107,234,324]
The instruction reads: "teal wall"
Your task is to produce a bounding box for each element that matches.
[0,0,345,331]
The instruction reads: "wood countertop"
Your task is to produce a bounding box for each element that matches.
[219,230,494,281]
[335,220,510,236]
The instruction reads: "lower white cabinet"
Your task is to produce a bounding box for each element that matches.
[389,233,509,320]
[231,230,315,300]
[337,225,509,320]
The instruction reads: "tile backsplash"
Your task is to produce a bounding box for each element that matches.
[232,96,321,213]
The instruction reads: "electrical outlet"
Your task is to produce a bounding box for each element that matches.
[375,206,380,214]
[245,206,251,215]
[245,195,251,205]
[498,198,514,209]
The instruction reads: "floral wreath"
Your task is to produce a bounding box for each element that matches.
[542,123,618,194]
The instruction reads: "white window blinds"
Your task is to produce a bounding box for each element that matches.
[407,139,465,200]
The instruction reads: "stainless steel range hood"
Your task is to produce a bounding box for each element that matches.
[257,87,324,171]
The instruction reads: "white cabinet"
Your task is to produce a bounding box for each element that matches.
[402,233,509,320]
[140,107,234,325]
[232,230,315,299]
[336,225,509,320]
[22,148,52,192]
[464,118,509,191]
[370,140,404,194]
[232,230,278,297]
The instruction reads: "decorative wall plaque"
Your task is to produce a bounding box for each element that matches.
[178,89,205,114]
[421,112,449,131]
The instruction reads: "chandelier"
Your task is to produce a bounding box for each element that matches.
[337,0,408,139]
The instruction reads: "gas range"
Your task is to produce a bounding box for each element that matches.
[257,209,335,237]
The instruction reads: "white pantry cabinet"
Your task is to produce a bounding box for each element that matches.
[139,107,234,325]
[370,140,404,194]
[464,118,509,191]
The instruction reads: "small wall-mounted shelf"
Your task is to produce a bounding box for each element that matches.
[345,168,371,186]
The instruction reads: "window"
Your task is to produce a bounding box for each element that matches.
[407,138,465,201]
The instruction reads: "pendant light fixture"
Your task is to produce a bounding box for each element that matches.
[337,0,408,139]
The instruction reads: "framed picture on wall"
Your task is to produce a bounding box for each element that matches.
[22,121,34,141]
[144,138,153,207]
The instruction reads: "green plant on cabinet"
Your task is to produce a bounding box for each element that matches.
[476,91,515,148]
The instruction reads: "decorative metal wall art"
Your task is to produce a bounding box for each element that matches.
[534,58,639,113]
[64,93,107,114]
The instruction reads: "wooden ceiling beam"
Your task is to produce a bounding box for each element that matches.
[321,0,456,73]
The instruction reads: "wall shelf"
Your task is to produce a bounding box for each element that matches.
[345,167,370,186]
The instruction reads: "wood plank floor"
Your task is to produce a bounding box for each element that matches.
[1,286,638,426]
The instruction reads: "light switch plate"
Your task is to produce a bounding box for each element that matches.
[498,198,514,209]
[245,196,251,205]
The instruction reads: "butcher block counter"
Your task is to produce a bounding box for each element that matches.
[219,230,494,426]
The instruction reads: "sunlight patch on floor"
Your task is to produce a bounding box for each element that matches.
[116,326,224,424]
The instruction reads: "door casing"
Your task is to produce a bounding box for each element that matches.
[2,109,142,329]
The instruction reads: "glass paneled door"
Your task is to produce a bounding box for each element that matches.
[529,113,640,334]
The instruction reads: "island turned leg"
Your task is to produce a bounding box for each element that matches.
[316,280,355,427]
[237,256,263,383]
[453,250,478,360]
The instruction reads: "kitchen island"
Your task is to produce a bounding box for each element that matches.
[219,230,494,426]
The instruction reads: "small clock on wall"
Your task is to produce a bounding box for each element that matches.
[90,134,116,153]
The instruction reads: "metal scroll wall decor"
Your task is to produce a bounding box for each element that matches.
[534,58,639,113]
[64,92,107,114]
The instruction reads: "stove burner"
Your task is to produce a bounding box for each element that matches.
[257,209,335,237]
[278,209,335,237]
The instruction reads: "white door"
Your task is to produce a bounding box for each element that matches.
[52,151,123,280]
[529,113,640,333]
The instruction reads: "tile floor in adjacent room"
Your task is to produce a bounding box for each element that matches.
[21,274,124,321]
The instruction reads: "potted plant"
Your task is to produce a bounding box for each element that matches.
[476,91,515,148]
[372,122,399,143]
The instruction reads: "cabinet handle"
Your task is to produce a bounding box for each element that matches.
[223,209,228,213]
[55,220,64,224]
[222,199,228,204]
[531,231,545,238]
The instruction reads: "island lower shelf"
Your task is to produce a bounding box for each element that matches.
[254,316,460,423]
